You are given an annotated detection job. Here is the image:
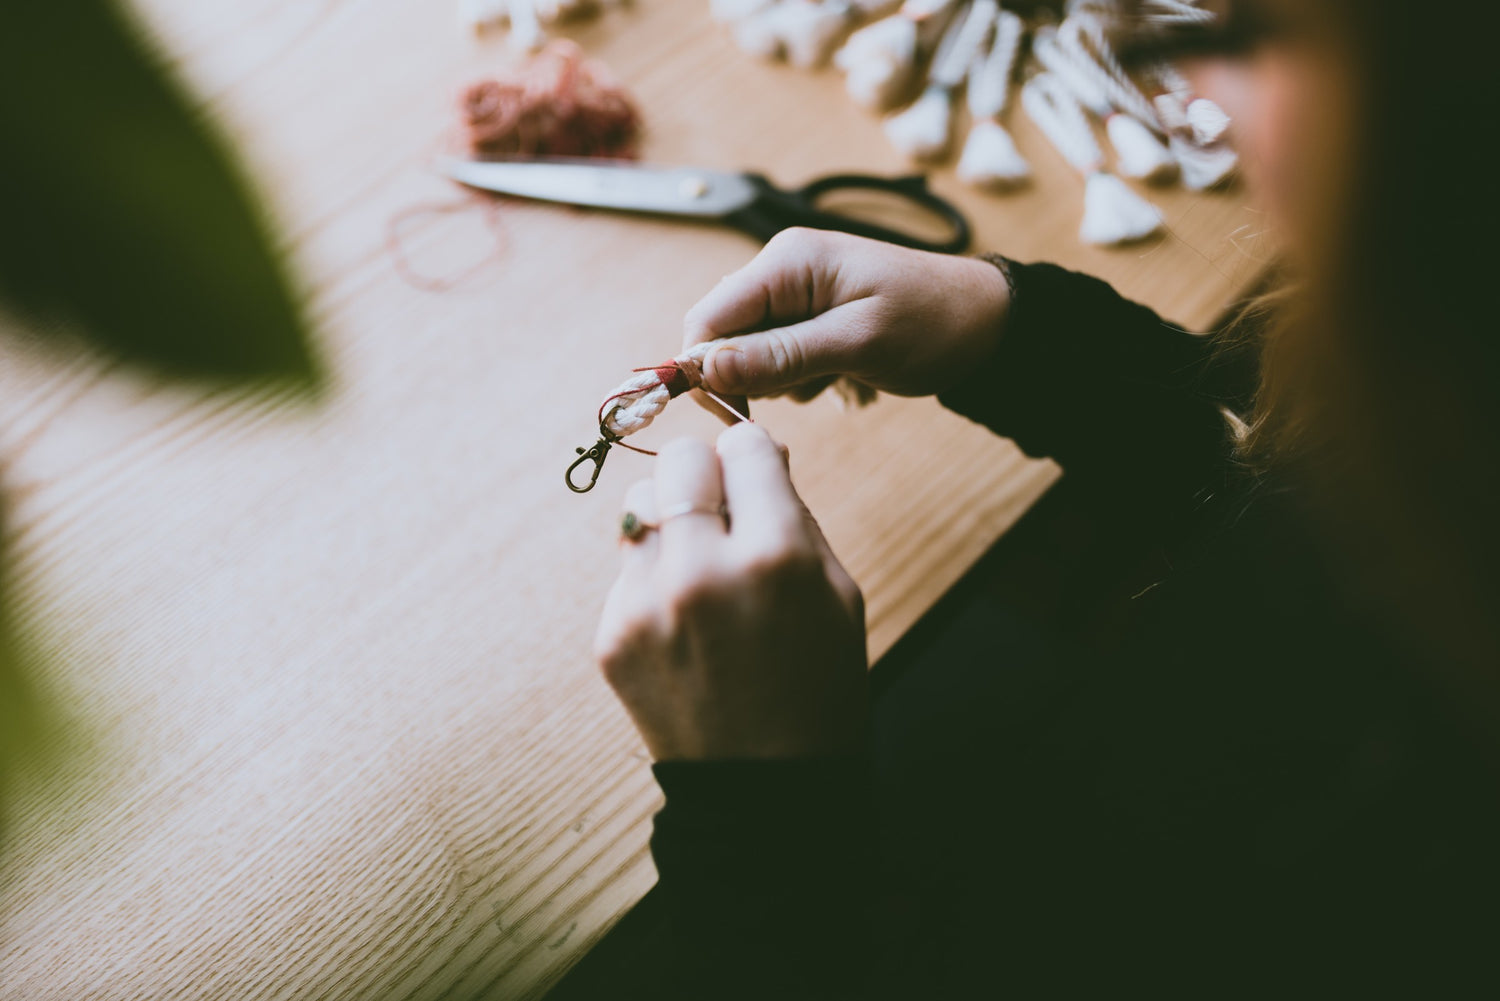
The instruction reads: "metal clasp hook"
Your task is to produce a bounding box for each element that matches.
[565,426,620,493]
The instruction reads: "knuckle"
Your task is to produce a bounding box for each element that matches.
[744,539,820,584]
[765,330,806,380]
[655,437,718,482]
[593,614,656,685]
[622,477,654,507]
[664,572,728,621]
[716,419,775,458]
[769,226,822,253]
[656,436,711,464]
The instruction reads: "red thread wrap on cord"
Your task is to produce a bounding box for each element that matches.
[596,357,703,456]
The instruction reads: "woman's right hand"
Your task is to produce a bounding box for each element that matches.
[682,228,1012,406]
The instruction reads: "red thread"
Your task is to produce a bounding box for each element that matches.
[386,196,507,292]
[460,40,642,159]
[597,355,751,456]
[638,362,692,398]
[595,360,694,457]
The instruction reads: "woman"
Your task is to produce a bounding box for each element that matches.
[592,1,1500,995]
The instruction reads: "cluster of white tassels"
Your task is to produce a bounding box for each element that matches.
[709,0,1239,248]
[1151,62,1238,190]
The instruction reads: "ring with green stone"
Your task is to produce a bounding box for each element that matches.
[619,511,656,543]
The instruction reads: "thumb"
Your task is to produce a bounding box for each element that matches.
[701,304,874,396]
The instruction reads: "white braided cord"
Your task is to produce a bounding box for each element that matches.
[600,340,718,439]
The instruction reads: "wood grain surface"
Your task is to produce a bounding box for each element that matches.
[0,1,1267,998]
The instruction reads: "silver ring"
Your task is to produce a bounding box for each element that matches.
[659,502,726,523]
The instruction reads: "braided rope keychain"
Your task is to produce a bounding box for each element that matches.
[565,340,874,491]
[566,340,753,492]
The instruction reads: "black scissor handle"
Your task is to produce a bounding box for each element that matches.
[725,173,971,254]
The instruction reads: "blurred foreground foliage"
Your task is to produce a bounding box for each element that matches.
[0,0,319,832]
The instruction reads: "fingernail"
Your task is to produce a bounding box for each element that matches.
[708,344,743,390]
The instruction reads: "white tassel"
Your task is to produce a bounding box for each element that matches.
[957,120,1031,187]
[1171,135,1239,190]
[507,0,544,50]
[884,85,953,159]
[883,0,988,160]
[1153,90,1190,132]
[532,0,595,21]
[778,0,854,68]
[711,0,774,21]
[1186,97,1231,144]
[834,14,919,109]
[899,0,956,19]
[1081,171,1164,245]
[1023,73,1163,245]
[1106,113,1177,182]
[732,3,786,58]
[958,8,1029,190]
[459,0,509,30]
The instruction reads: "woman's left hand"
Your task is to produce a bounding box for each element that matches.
[593,422,868,761]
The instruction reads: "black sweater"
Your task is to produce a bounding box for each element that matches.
[645,261,1499,998]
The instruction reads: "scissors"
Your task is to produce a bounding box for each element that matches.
[440,156,972,255]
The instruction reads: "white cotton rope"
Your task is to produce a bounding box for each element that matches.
[1022,72,1163,245]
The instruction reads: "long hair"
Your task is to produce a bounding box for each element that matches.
[1272,1,1497,691]
[1133,1,1500,698]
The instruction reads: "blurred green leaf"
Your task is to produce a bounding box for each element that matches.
[0,0,319,383]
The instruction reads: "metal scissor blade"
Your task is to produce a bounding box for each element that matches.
[439,157,758,218]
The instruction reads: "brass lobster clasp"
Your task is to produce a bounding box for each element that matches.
[565,421,625,494]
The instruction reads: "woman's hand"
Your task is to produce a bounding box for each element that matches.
[682,228,1011,407]
[594,422,867,761]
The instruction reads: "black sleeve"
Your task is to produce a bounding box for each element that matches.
[938,258,1253,519]
[648,756,876,1001]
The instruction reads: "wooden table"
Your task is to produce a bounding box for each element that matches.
[0,1,1265,998]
